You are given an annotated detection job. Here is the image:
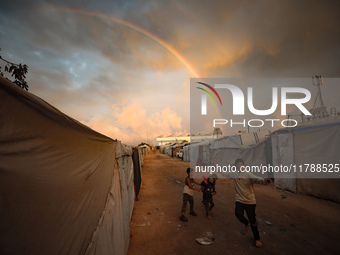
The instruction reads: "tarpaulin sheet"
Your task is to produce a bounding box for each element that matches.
[271,133,297,192]
[133,148,142,199]
[116,141,134,254]
[0,77,124,255]
[295,125,340,202]
[209,136,240,150]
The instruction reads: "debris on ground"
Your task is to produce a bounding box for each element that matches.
[196,237,215,245]
[135,224,146,227]
[196,232,215,245]
[265,221,273,226]
[143,215,150,226]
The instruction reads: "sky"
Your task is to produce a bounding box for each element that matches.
[1,0,340,145]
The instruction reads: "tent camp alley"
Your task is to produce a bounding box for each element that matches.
[1,76,340,255]
[128,150,340,255]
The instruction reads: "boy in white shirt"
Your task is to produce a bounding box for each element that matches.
[179,168,201,222]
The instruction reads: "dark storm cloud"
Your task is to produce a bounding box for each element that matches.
[2,0,340,77]
[1,0,339,144]
[138,0,340,77]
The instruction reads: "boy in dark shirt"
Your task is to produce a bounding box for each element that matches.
[201,174,217,219]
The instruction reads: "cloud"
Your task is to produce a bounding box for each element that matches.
[1,0,340,145]
[141,0,340,77]
[83,102,183,145]
[3,1,340,79]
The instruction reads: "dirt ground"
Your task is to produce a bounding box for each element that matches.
[127,150,340,255]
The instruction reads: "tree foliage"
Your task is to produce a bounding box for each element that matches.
[138,142,149,147]
[213,127,223,138]
[0,49,29,90]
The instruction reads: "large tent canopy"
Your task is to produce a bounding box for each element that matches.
[0,77,133,254]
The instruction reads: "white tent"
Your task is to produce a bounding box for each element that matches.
[0,77,128,255]
[190,135,269,178]
[271,133,296,192]
[189,140,212,167]
[116,141,135,254]
[137,145,150,164]
[271,121,340,202]
[182,144,191,162]
[210,139,268,178]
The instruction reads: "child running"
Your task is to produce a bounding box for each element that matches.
[201,174,217,219]
[227,159,272,247]
[179,168,201,222]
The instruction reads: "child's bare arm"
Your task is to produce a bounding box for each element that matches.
[193,178,201,185]
[186,177,201,191]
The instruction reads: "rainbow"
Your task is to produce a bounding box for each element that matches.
[197,82,222,106]
[196,87,217,106]
[35,7,200,78]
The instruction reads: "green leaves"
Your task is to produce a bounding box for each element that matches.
[0,49,29,91]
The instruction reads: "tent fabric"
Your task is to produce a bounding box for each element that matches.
[239,141,267,171]
[271,133,297,192]
[84,161,124,255]
[271,122,340,202]
[291,115,340,130]
[116,141,133,158]
[210,141,268,178]
[137,146,148,164]
[132,148,142,200]
[255,130,271,143]
[208,136,240,150]
[189,137,268,179]
[116,142,134,219]
[83,143,136,255]
[172,147,182,157]
[296,179,340,203]
[294,124,340,202]
[115,141,134,255]
[164,144,177,157]
[238,130,270,147]
[183,145,190,162]
[189,140,212,167]
[294,124,340,179]
[0,77,129,255]
[0,77,124,254]
[239,132,257,146]
[210,148,241,169]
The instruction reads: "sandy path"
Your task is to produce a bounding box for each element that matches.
[127,150,340,255]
